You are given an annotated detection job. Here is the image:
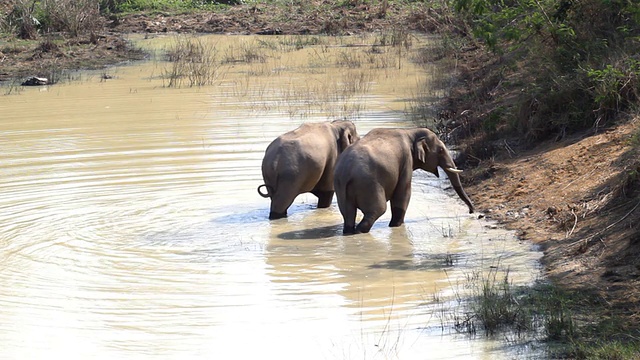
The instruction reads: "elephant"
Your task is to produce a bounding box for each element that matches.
[333,127,475,234]
[258,120,359,220]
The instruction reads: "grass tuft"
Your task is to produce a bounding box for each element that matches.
[162,35,224,88]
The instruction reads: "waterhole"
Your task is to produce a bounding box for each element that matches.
[0,34,543,359]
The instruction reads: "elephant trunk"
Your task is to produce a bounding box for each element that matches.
[444,168,475,214]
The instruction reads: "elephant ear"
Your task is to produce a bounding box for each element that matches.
[414,137,430,164]
[338,128,353,153]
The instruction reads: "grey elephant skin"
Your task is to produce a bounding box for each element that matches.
[333,127,475,234]
[258,120,359,220]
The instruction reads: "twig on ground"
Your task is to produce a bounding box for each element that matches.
[566,209,578,238]
[568,199,640,247]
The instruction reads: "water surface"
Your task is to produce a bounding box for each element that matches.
[0,34,543,359]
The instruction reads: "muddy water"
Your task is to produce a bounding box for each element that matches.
[0,34,543,359]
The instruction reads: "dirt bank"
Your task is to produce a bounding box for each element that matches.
[445,46,640,325]
[466,119,640,313]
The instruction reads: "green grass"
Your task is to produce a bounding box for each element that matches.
[110,0,238,13]
[441,264,640,359]
[441,0,640,143]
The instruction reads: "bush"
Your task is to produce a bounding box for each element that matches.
[3,0,40,39]
[449,0,640,142]
[37,0,102,36]
[0,0,242,38]
[114,0,241,12]
[1,0,103,38]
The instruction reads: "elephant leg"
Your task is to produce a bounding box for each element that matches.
[389,184,411,227]
[312,190,334,208]
[356,202,386,233]
[356,211,384,233]
[343,224,357,235]
[389,207,406,227]
[356,189,387,233]
[269,211,287,220]
[337,197,357,235]
[269,190,297,220]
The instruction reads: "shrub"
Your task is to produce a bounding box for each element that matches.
[37,0,102,36]
[450,0,640,142]
[3,0,40,39]
[2,0,103,38]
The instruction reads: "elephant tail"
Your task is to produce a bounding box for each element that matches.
[257,184,274,198]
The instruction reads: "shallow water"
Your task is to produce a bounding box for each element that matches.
[0,34,543,359]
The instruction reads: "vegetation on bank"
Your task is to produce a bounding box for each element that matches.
[0,0,238,39]
[448,265,640,359]
[431,1,640,358]
[433,0,640,146]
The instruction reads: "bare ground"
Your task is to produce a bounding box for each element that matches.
[466,120,640,321]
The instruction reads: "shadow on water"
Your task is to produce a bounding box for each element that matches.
[276,223,344,240]
[368,253,462,271]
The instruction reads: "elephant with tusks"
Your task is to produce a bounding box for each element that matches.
[333,127,474,234]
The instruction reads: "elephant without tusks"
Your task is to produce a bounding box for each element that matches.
[258,120,359,220]
[333,127,475,234]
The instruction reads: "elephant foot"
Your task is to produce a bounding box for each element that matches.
[342,225,357,235]
[389,207,406,227]
[269,211,287,220]
[314,190,334,208]
[356,220,373,234]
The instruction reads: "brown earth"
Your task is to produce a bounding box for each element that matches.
[448,46,640,326]
[0,33,146,82]
[466,119,640,322]
[2,0,640,329]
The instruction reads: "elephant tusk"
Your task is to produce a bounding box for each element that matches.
[446,167,463,173]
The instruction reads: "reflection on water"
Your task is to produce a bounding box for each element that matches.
[0,34,543,359]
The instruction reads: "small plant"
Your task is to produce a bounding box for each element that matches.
[3,80,25,95]
[587,60,640,123]
[335,49,363,68]
[37,0,102,36]
[443,253,455,266]
[162,35,224,88]
[587,65,626,113]
[376,26,412,49]
[629,126,640,147]
[466,266,531,336]
[339,69,373,95]
[221,40,267,64]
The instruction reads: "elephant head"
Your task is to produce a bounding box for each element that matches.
[332,120,360,152]
[413,135,475,214]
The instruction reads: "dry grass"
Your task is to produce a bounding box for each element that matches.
[162,35,225,88]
